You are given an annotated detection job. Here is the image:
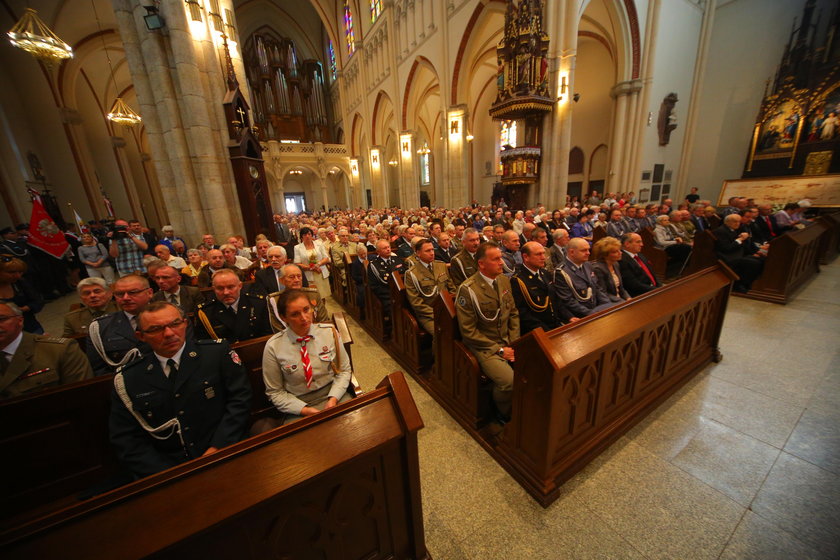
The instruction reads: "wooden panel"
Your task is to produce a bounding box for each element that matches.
[1,373,429,560]
[637,227,667,281]
[388,272,433,375]
[816,212,840,264]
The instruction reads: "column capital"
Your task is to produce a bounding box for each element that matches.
[610,80,642,98]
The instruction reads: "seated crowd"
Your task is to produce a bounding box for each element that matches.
[0,190,821,478]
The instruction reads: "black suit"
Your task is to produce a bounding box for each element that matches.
[195,294,272,342]
[253,266,284,295]
[690,215,711,234]
[511,264,556,334]
[618,251,659,297]
[434,245,458,263]
[592,261,629,302]
[713,225,763,292]
[754,214,779,242]
[152,286,205,315]
[86,311,152,377]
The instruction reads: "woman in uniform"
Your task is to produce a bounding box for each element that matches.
[262,289,352,424]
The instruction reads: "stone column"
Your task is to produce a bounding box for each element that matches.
[445,106,469,208]
[369,146,386,208]
[607,81,633,193]
[399,131,420,209]
[319,175,329,210]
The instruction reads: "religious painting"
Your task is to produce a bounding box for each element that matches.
[641,170,651,181]
[802,87,840,144]
[756,99,801,155]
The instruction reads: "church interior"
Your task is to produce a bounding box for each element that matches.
[1,0,839,557]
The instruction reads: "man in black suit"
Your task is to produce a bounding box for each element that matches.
[434,232,458,263]
[689,204,711,234]
[151,265,204,315]
[195,269,271,342]
[253,245,287,295]
[618,233,660,297]
[754,204,780,243]
[713,214,764,293]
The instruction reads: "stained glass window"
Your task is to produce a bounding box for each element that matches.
[420,153,430,185]
[370,0,382,22]
[344,0,356,55]
[328,41,336,80]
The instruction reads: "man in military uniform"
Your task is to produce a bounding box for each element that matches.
[511,242,557,335]
[455,242,519,424]
[87,274,154,376]
[552,238,614,323]
[195,269,271,342]
[449,228,481,286]
[63,277,119,336]
[0,302,93,400]
[500,230,522,277]
[395,225,416,260]
[109,301,251,479]
[151,265,204,315]
[404,239,455,338]
[265,264,329,332]
[368,239,405,334]
[329,228,357,287]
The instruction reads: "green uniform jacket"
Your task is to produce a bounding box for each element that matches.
[455,273,519,360]
[405,260,454,324]
[62,300,120,336]
[1,333,93,400]
[449,249,478,286]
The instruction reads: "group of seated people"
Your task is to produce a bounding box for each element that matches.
[0,192,821,479]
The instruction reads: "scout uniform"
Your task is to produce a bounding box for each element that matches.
[62,300,119,336]
[1,333,93,400]
[404,259,454,337]
[262,323,353,422]
[266,287,329,333]
[455,272,519,417]
[510,263,557,336]
[195,293,272,343]
[109,339,252,478]
[449,249,478,287]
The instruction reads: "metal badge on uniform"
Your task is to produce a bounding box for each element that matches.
[229,350,242,365]
[458,296,466,307]
[204,386,216,399]
[147,364,154,371]
[322,346,328,352]
[189,351,197,358]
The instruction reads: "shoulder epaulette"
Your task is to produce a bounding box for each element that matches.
[250,293,265,300]
[37,336,69,344]
[196,301,208,309]
[116,354,146,372]
[197,338,225,344]
[316,323,332,329]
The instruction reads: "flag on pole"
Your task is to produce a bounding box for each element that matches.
[103,194,115,218]
[27,195,69,259]
[73,209,89,234]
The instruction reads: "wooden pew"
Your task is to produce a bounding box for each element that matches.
[362,266,389,341]
[492,265,736,506]
[425,290,491,429]
[734,223,827,304]
[637,227,668,281]
[0,372,429,560]
[816,211,840,264]
[343,253,362,319]
[327,260,347,306]
[0,376,120,523]
[683,229,720,276]
[387,272,433,375]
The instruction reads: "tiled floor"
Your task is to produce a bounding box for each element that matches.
[38,261,840,559]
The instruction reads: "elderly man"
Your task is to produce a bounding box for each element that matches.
[618,232,660,296]
[154,244,187,270]
[158,225,186,252]
[434,232,457,263]
[109,301,251,479]
[606,209,630,238]
[500,230,522,277]
[330,229,357,286]
[220,243,252,270]
[197,249,242,288]
[201,234,219,251]
[511,242,557,335]
[368,239,405,334]
[254,245,288,295]
[653,214,692,277]
[63,277,119,336]
[548,229,570,271]
[449,228,481,286]
[151,265,204,315]
[714,214,765,293]
[1,302,92,399]
[552,238,613,322]
[109,219,148,277]
[195,269,271,342]
[404,239,454,337]
[87,274,154,376]
[455,242,519,425]
[265,264,329,331]
[396,225,416,260]
[227,236,252,259]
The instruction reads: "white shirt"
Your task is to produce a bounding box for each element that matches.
[1,331,23,360]
[479,272,497,289]
[154,343,186,378]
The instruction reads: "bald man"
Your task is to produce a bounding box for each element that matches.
[551,238,613,322]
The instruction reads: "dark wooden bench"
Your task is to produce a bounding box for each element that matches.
[362,266,389,341]
[1,372,428,560]
[816,211,840,264]
[683,229,720,276]
[387,272,433,375]
[638,227,668,281]
[734,223,827,304]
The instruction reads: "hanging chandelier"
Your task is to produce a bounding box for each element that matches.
[91,0,141,126]
[107,97,142,126]
[7,8,73,64]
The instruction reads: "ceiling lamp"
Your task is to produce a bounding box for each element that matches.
[91,0,141,126]
[416,142,430,155]
[7,8,73,64]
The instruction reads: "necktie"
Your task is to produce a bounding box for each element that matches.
[129,316,137,331]
[166,358,178,381]
[0,351,9,375]
[765,216,776,237]
[696,218,704,231]
[169,293,179,306]
[634,255,657,286]
[296,335,314,388]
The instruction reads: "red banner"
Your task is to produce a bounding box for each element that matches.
[28,196,69,259]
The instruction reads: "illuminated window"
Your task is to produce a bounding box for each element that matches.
[327,41,336,80]
[344,0,356,55]
[420,153,430,185]
[499,120,517,173]
[370,0,382,22]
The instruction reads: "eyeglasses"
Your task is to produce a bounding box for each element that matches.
[139,317,187,334]
[114,288,149,297]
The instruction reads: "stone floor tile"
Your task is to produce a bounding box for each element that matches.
[783,406,840,475]
[719,510,832,560]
